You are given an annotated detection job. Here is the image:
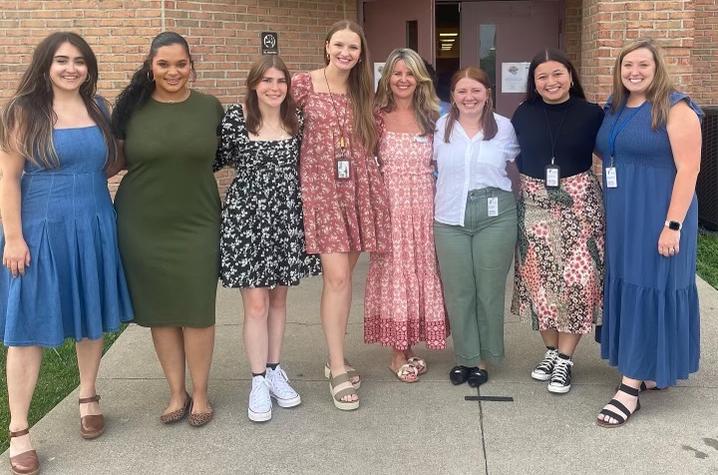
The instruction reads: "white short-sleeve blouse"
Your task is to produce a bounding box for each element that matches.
[433,112,519,226]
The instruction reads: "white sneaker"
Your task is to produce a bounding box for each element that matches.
[248,375,272,422]
[266,365,301,408]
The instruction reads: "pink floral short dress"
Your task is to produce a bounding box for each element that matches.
[291,72,390,254]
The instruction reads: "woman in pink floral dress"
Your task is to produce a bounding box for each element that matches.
[364,48,447,382]
[291,20,389,410]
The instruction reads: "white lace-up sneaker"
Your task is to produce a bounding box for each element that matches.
[266,365,301,408]
[248,375,272,422]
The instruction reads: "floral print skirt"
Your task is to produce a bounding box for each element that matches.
[511,171,604,334]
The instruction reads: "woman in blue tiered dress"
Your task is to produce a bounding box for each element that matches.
[594,39,702,428]
[0,33,132,472]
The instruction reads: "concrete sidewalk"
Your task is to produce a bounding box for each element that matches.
[4,256,718,474]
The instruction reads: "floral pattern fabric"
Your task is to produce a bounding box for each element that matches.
[364,121,448,350]
[291,72,390,254]
[511,171,604,334]
[214,105,321,288]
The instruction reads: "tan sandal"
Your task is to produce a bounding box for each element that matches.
[389,363,419,383]
[329,372,359,411]
[324,361,361,389]
[407,356,428,375]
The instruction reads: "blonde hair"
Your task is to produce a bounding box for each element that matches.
[375,48,439,136]
[324,20,377,153]
[611,38,674,129]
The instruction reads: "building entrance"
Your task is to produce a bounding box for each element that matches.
[362,0,564,116]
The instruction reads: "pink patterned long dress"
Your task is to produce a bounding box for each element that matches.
[364,117,448,350]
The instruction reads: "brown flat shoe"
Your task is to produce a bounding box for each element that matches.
[9,428,39,475]
[159,393,192,424]
[79,395,104,439]
[187,401,214,427]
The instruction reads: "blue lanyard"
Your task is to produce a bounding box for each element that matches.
[608,102,645,166]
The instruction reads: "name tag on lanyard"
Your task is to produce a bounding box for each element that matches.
[607,103,645,189]
[605,165,618,188]
[545,164,560,189]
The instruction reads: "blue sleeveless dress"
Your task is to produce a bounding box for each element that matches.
[0,126,133,347]
[595,92,702,387]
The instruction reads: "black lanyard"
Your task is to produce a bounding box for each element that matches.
[543,105,569,166]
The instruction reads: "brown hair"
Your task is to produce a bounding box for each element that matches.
[375,48,439,136]
[244,55,298,136]
[443,67,497,143]
[611,38,674,129]
[324,20,376,152]
[1,32,117,169]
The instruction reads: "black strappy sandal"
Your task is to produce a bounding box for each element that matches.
[597,383,641,428]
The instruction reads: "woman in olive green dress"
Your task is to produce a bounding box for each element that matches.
[112,32,223,426]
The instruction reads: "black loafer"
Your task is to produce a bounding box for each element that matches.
[449,366,470,385]
[467,368,489,388]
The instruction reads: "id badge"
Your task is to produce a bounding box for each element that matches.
[545,165,560,189]
[336,153,351,180]
[605,166,618,188]
[487,197,499,217]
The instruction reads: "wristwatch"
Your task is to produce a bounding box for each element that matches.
[664,220,682,231]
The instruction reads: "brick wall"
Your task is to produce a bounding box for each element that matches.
[563,0,583,70]
[0,0,358,197]
[693,0,718,106]
[578,0,717,106]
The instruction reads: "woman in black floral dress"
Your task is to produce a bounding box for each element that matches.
[214,56,321,422]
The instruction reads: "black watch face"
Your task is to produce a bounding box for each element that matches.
[669,221,680,230]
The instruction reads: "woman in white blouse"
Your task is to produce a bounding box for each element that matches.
[433,66,519,387]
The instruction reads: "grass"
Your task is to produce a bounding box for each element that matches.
[698,231,718,290]
[0,327,125,452]
[0,234,713,454]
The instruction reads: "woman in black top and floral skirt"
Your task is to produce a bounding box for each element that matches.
[511,49,604,394]
[215,56,321,422]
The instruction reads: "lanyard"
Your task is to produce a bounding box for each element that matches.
[608,102,645,166]
[543,106,569,166]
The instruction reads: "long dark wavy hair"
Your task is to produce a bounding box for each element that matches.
[524,48,586,103]
[0,32,116,169]
[323,20,377,153]
[244,55,298,136]
[444,67,498,142]
[112,32,195,139]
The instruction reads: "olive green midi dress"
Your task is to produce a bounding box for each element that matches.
[115,91,224,327]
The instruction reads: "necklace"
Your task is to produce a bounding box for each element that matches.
[323,67,348,150]
[153,88,191,104]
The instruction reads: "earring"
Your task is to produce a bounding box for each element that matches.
[325,52,329,61]
[146,70,154,81]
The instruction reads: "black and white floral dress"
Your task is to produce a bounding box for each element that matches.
[215,104,321,288]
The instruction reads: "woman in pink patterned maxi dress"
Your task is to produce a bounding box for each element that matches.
[364,48,448,383]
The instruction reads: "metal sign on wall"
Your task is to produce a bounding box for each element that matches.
[261,32,278,55]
